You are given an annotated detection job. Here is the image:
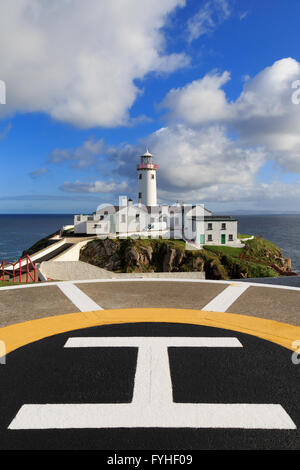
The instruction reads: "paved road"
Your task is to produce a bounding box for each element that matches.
[0,322,299,450]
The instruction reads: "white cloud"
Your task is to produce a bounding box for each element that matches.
[56,121,300,207]
[60,180,129,194]
[0,0,187,128]
[145,125,265,191]
[156,171,300,209]
[0,122,12,141]
[160,71,231,125]
[35,52,300,207]
[187,0,231,42]
[29,167,49,179]
[55,123,267,203]
[239,11,249,21]
[98,124,266,204]
[48,138,105,168]
[161,57,300,172]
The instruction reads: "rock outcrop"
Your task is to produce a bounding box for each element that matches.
[79,236,295,280]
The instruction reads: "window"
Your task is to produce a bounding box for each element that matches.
[207,234,213,242]
[221,223,226,230]
[208,223,213,230]
[136,213,140,220]
[139,174,142,180]
[229,234,233,241]
[121,214,126,223]
[151,174,155,179]
[104,211,108,215]
[94,224,101,229]
[76,216,80,221]
[87,216,93,221]
[139,192,142,199]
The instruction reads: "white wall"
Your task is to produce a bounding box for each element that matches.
[53,240,93,261]
[138,169,157,206]
[203,220,238,245]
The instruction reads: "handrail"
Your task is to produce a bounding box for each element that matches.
[26,255,37,283]
[1,255,37,284]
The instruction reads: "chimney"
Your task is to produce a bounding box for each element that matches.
[119,196,127,207]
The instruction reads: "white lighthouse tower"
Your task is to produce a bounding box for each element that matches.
[137,149,157,206]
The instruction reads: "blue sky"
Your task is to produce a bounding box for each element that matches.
[1,0,300,213]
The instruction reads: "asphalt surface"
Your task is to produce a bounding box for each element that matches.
[0,322,299,450]
[75,281,227,310]
[229,285,300,326]
[0,285,79,326]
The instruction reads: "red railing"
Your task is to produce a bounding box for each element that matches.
[137,164,157,170]
[1,255,37,284]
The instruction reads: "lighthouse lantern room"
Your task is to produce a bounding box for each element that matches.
[137,149,157,206]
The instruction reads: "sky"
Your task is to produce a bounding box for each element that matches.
[1,0,300,214]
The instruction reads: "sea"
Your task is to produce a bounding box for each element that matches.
[236,215,300,273]
[0,214,74,262]
[0,213,300,285]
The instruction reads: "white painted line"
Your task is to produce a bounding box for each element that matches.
[1,278,300,292]
[202,283,249,312]
[57,282,102,312]
[64,337,241,410]
[65,337,241,411]
[64,337,243,348]
[9,336,295,430]
[9,403,295,429]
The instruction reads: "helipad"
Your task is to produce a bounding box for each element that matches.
[0,279,299,449]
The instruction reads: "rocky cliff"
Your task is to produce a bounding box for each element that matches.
[79,236,294,280]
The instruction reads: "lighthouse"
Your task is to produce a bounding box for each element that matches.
[137,149,157,206]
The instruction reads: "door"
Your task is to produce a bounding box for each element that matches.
[200,234,205,244]
[221,234,226,244]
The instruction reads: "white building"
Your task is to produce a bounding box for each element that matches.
[74,150,239,247]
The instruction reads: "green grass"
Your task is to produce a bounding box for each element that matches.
[238,233,252,239]
[244,236,281,259]
[204,245,243,258]
[0,280,24,287]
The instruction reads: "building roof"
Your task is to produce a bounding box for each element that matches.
[199,216,237,222]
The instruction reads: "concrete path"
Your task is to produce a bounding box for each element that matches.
[0,278,300,326]
[39,260,117,281]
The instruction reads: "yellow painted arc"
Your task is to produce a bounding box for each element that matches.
[0,308,300,354]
